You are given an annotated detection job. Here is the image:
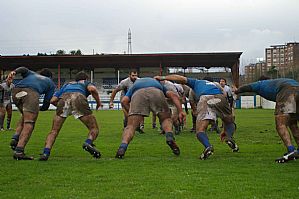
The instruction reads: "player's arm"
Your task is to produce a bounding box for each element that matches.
[109,87,122,109]
[155,74,187,84]
[87,84,102,110]
[166,91,186,123]
[234,84,254,95]
[40,85,55,111]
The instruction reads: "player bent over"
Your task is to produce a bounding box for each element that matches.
[39,71,102,161]
[8,67,55,160]
[155,75,238,160]
[235,76,299,163]
[115,77,186,159]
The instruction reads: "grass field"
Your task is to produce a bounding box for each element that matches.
[0,109,298,199]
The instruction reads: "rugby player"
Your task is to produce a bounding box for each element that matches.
[115,77,186,159]
[39,71,102,161]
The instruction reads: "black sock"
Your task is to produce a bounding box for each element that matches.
[7,117,11,129]
[15,147,24,153]
[165,132,175,142]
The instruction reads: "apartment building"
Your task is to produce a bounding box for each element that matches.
[265,42,299,77]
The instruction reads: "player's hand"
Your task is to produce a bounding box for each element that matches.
[231,85,238,93]
[96,102,103,110]
[178,111,186,124]
[6,71,16,81]
[109,102,114,109]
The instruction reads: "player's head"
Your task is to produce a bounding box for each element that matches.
[129,69,138,82]
[219,78,227,88]
[258,75,270,81]
[75,71,89,81]
[39,68,53,78]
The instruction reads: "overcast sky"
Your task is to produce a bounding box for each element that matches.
[1,0,299,69]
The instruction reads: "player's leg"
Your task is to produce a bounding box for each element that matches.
[115,115,143,158]
[159,111,180,156]
[171,107,180,135]
[0,105,5,130]
[122,108,128,128]
[152,111,157,129]
[289,116,299,159]
[196,119,214,160]
[14,111,38,160]
[80,114,101,158]
[275,114,296,163]
[6,103,13,130]
[196,96,214,159]
[10,116,24,150]
[39,115,66,161]
[222,115,238,152]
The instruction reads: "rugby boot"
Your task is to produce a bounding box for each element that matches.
[13,152,34,160]
[82,143,101,159]
[115,147,126,159]
[225,138,239,152]
[166,140,180,156]
[199,146,214,160]
[39,154,49,161]
[275,150,298,163]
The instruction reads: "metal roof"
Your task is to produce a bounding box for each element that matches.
[1,52,242,69]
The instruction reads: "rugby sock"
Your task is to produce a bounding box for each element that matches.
[7,117,11,129]
[12,133,20,141]
[196,132,211,148]
[287,145,295,153]
[43,148,51,156]
[225,123,235,138]
[119,143,128,151]
[85,139,93,145]
[192,115,196,127]
[15,147,24,153]
[165,132,175,141]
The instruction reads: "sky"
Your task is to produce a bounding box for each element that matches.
[1,0,299,71]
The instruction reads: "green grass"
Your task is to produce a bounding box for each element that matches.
[0,109,298,199]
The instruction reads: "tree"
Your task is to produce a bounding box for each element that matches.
[56,50,66,55]
[267,66,278,79]
[70,49,82,55]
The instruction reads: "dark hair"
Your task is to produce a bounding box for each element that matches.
[129,69,138,75]
[220,78,227,83]
[75,71,89,81]
[258,75,270,81]
[39,68,53,78]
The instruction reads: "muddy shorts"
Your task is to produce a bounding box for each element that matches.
[196,94,232,121]
[0,100,12,109]
[12,88,40,113]
[275,86,299,115]
[129,87,170,117]
[56,92,92,119]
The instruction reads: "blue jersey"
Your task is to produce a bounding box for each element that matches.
[187,78,222,98]
[54,80,93,98]
[125,77,168,99]
[15,70,55,101]
[247,78,299,101]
